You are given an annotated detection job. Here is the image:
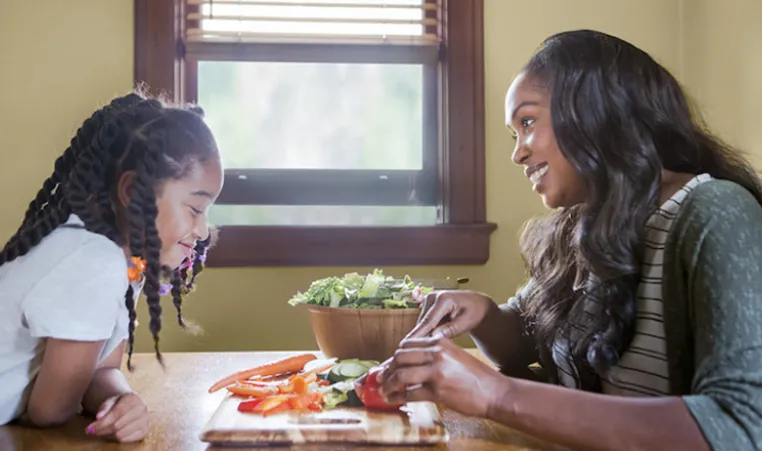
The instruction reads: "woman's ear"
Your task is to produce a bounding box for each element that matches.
[117,171,137,208]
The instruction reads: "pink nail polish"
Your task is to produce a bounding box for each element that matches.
[86,426,94,434]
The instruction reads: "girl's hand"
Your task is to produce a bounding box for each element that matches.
[86,393,149,443]
[378,336,510,418]
[406,290,497,340]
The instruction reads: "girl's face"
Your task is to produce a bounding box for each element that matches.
[505,73,586,209]
[154,158,224,268]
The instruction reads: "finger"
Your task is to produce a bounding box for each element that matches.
[382,365,436,396]
[385,384,436,405]
[113,402,147,432]
[418,291,436,320]
[88,396,132,436]
[430,321,459,339]
[87,419,116,437]
[407,292,445,339]
[95,396,118,420]
[380,346,441,383]
[114,416,149,443]
[399,336,441,349]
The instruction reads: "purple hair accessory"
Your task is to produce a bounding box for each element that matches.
[160,283,172,296]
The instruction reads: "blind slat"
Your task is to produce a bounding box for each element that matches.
[187,13,436,26]
[186,30,437,44]
[186,0,436,9]
[185,0,439,46]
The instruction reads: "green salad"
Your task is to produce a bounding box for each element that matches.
[288,269,433,309]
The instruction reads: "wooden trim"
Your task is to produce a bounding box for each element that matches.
[134,0,492,267]
[134,0,185,102]
[217,169,438,206]
[441,0,486,224]
[185,41,438,64]
[207,224,497,267]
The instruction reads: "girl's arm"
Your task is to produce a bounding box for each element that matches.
[81,340,133,415]
[26,340,133,427]
[26,339,107,426]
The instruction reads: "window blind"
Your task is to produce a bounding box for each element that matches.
[184,0,440,45]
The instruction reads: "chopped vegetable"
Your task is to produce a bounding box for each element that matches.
[227,383,277,398]
[237,397,266,412]
[208,353,317,393]
[288,269,434,309]
[216,357,395,416]
[328,359,378,383]
[354,367,403,411]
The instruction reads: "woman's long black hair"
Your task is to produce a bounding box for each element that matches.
[0,91,219,369]
[517,30,762,390]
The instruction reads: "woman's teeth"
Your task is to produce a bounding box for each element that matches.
[530,165,548,184]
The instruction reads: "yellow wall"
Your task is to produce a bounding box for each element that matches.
[1,0,756,354]
[681,0,762,168]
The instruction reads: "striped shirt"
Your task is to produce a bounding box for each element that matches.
[553,173,713,396]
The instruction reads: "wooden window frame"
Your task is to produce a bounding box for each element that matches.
[134,0,495,267]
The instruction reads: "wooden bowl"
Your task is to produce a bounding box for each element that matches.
[300,278,463,362]
[301,304,421,362]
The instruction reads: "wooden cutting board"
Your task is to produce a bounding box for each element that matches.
[200,394,449,446]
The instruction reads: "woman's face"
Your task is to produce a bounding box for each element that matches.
[505,73,586,209]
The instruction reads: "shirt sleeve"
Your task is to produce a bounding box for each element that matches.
[678,181,762,450]
[22,235,129,342]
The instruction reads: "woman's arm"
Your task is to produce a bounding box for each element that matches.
[490,375,709,451]
[470,300,539,378]
[381,338,710,451]
[406,288,539,378]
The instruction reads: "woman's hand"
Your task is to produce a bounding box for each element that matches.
[406,290,498,339]
[378,336,510,418]
[86,393,149,443]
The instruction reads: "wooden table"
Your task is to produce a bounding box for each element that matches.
[0,351,566,451]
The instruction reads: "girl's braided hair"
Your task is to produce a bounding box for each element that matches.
[0,91,219,369]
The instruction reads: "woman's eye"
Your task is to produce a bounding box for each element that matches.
[190,207,203,217]
[520,117,535,129]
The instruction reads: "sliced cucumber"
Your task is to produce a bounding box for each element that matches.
[327,359,379,383]
[329,362,367,382]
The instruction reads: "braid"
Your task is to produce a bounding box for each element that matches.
[124,285,138,371]
[20,108,105,228]
[170,270,186,327]
[123,127,165,366]
[187,236,211,291]
[141,139,165,364]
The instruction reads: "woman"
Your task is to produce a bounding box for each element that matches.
[379,30,762,451]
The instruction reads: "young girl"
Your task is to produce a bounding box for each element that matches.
[380,30,762,450]
[0,92,223,443]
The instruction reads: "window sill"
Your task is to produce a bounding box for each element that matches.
[206,223,498,267]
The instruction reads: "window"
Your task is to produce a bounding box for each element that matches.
[134,0,494,267]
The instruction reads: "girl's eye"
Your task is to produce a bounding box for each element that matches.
[190,207,203,217]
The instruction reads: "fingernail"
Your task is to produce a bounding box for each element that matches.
[96,411,105,419]
[86,426,94,434]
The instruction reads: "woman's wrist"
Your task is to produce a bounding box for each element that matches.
[470,293,499,336]
[485,371,519,425]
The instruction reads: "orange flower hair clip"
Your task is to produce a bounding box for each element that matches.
[128,256,147,282]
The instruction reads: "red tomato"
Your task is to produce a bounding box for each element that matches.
[354,367,403,411]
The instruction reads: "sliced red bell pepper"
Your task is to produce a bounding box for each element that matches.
[237,397,266,412]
